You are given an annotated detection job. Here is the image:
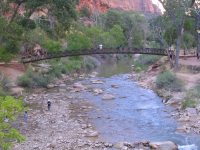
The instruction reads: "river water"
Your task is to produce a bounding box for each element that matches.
[76,59,200,149]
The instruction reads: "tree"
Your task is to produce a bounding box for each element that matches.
[0,17,23,61]
[66,28,92,51]
[85,26,103,48]
[122,13,147,48]
[109,25,126,47]
[0,0,78,62]
[159,0,194,69]
[190,0,200,58]
[0,96,25,150]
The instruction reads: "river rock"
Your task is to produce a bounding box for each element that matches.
[114,142,124,149]
[59,89,66,92]
[91,79,104,84]
[47,84,55,89]
[10,87,24,96]
[176,125,189,133]
[186,108,197,116]
[178,116,190,122]
[85,131,99,137]
[73,83,87,90]
[59,83,66,87]
[102,94,115,100]
[149,141,178,150]
[89,72,98,78]
[93,88,103,95]
[111,84,119,88]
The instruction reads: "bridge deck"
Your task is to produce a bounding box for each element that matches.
[21,48,168,63]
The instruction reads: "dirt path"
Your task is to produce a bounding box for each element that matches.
[0,66,24,82]
[176,72,200,89]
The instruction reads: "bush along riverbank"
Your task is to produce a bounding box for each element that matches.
[132,55,200,134]
[17,56,100,89]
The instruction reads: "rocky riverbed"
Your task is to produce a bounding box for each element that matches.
[13,72,182,150]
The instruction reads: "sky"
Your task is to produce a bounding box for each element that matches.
[152,0,165,13]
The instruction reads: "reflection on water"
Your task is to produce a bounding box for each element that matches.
[96,58,134,77]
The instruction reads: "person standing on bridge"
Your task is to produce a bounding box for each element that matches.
[99,44,103,50]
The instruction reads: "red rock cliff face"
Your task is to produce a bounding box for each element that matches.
[78,0,161,14]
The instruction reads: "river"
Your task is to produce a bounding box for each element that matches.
[76,59,200,149]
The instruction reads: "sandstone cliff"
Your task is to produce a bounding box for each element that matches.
[78,0,161,14]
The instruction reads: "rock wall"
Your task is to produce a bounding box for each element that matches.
[78,0,161,14]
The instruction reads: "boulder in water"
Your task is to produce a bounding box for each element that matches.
[102,94,115,100]
[149,141,178,150]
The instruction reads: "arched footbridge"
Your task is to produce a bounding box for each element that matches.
[21,47,174,63]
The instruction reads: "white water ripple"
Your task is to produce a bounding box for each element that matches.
[178,144,197,150]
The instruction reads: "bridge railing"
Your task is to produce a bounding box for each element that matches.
[21,47,168,63]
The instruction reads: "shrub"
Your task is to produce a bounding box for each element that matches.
[182,99,197,109]
[18,67,50,88]
[133,55,161,71]
[43,39,61,52]
[18,75,33,88]
[156,71,183,92]
[181,84,200,109]
[32,74,50,88]
[0,72,10,95]
[80,5,91,18]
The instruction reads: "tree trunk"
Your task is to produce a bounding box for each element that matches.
[196,13,200,59]
[175,24,184,70]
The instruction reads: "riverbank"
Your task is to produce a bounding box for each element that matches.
[134,56,200,134]
[13,73,176,150]
[9,56,200,149]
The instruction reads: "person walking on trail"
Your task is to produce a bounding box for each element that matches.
[24,111,28,123]
[47,100,51,111]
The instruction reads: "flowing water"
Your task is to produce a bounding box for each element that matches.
[79,59,200,149]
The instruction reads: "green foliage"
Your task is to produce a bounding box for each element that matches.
[18,67,50,88]
[164,27,177,46]
[63,57,82,72]
[0,0,78,62]
[0,47,13,62]
[182,32,196,49]
[109,25,126,47]
[100,10,147,48]
[0,17,23,58]
[85,26,103,47]
[18,18,36,30]
[0,96,25,150]
[103,9,123,29]
[184,18,195,32]
[67,29,92,51]
[43,40,61,52]
[156,71,183,92]
[182,99,197,109]
[0,73,9,96]
[133,55,161,71]
[80,5,91,18]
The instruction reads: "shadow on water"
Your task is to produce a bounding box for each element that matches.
[79,58,200,149]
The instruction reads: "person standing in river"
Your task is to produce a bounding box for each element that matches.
[24,111,28,123]
[47,100,51,111]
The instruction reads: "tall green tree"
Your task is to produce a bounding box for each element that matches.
[0,0,78,61]
[159,0,194,69]
[0,96,25,150]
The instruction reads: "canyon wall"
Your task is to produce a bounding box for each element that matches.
[78,0,161,14]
